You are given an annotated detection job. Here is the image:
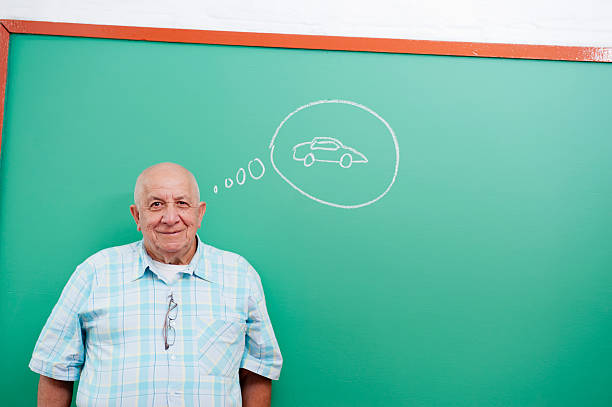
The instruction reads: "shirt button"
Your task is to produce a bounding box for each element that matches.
[171,355,176,361]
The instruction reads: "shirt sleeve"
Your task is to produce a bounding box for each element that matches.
[239,261,283,380]
[29,261,94,381]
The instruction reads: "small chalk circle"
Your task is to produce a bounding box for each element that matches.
[248,158,265,180]
[236,168,246,185]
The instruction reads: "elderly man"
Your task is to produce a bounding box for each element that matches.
[30,162,282,406]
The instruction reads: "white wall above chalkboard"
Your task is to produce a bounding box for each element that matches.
[0,0,611,47]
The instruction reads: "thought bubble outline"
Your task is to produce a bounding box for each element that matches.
[269,99,399,209]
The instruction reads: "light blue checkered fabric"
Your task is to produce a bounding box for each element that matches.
[30,236,282,406]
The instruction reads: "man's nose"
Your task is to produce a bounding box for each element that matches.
[161,204,180,224]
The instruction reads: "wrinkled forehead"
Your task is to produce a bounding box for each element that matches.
[136,167,200,203]
[141,177,196,199]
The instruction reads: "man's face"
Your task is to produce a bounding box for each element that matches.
[130,167,206,263]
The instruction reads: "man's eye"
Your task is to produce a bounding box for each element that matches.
[177,201,190,208]
[150,202,163,208]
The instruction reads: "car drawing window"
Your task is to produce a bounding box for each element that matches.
[312,140,339,150]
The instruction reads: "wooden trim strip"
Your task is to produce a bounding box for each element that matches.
[2,19,611,62]
[0,22,10,158]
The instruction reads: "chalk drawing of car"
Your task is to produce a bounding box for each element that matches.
[292,137,368,169]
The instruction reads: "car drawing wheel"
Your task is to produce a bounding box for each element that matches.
[340,153,353,168]
[304,153,315,167]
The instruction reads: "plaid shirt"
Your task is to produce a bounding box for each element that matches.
[30,236,282,406]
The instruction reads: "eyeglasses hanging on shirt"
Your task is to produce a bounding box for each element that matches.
[163,293,178,350]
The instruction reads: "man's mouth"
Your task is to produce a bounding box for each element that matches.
[158,230,184,236]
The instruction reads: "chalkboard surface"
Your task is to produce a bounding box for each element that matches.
[1,34,611,406]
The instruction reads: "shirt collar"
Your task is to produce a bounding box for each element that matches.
[130,235,216,283]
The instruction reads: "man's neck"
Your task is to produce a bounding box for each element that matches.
[145,239,197,265]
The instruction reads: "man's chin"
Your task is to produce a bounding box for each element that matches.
[158,242,187,253]
[144,234,196,257]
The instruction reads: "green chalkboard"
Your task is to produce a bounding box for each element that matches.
[1,34,611,406]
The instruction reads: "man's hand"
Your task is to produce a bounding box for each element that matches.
[38,375,73,407]
[239,368,272,407]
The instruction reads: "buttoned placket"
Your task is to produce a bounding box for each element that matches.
[166,284,183,406]
[143,244,201,406]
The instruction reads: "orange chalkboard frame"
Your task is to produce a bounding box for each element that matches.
[0,19,611,156]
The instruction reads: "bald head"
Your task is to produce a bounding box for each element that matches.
[134,162,200,208]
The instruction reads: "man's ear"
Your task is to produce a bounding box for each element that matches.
[197,202,206,227]
[130,204,142,231]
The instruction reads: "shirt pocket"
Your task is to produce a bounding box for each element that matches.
[198,318,246,378]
